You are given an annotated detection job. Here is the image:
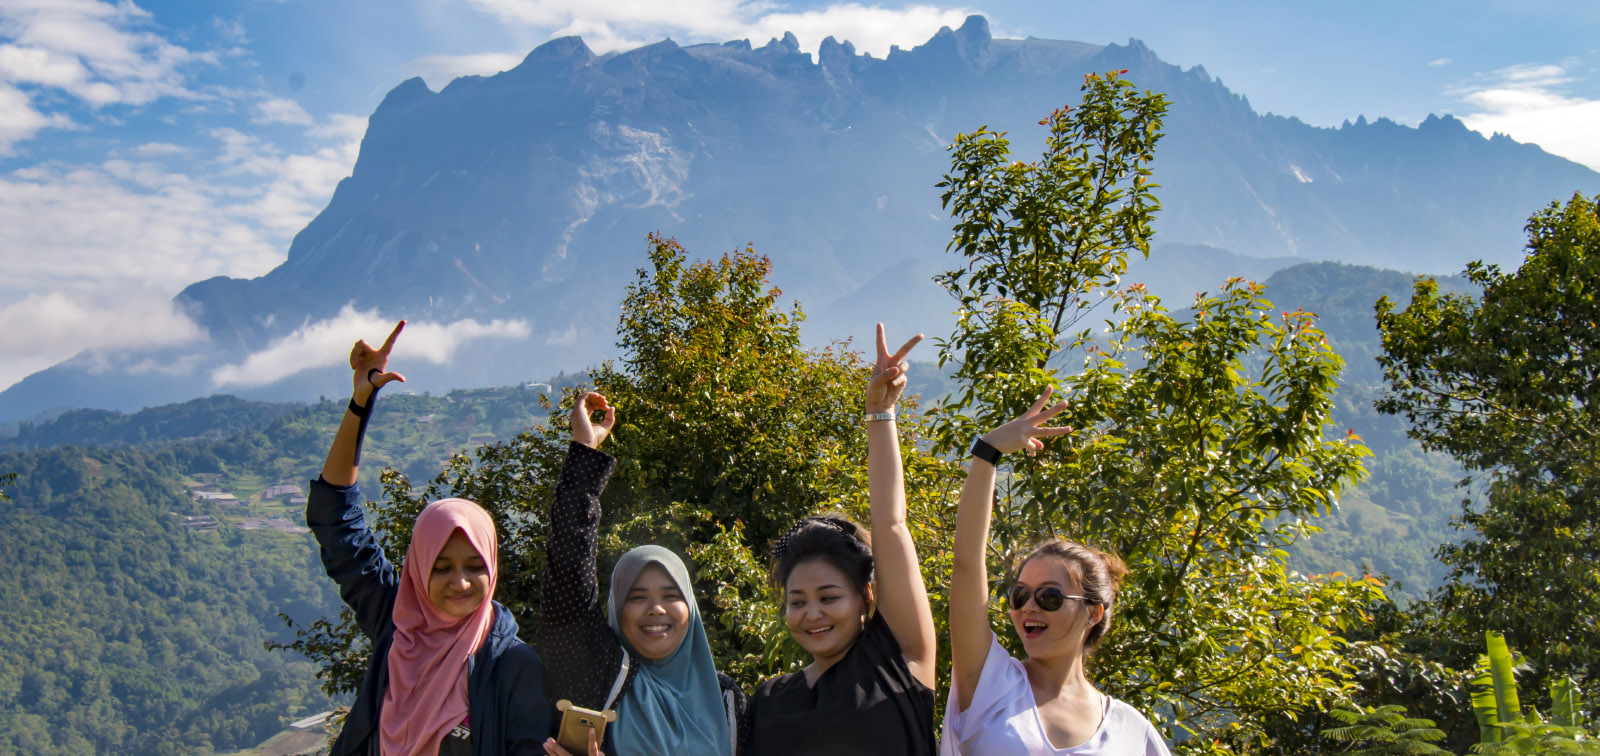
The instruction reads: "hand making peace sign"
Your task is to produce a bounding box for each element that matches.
[982,386,1073,456]
[350,320,407,403]
[865,323,924,414]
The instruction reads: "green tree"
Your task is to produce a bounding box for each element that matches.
[1374,193,1600,706]
[929,71,1381,752]
[280,234,923,691]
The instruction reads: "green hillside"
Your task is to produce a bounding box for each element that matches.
[0,385,565,755]
[1243,261,1476,597]
[0,445,334,754]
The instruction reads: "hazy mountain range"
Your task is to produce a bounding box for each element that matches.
[3,15,1594,421]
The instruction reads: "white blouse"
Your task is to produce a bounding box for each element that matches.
[940,633,1171,755]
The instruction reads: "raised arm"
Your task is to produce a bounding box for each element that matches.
[541,392,622,708]
[950,387,1071,711]
[307,321,408,640]
[865,324,937,688]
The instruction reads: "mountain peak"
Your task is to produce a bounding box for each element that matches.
[818,35,856,65]
[374,76,432,115]
[517,35,596,69]
[1419,113,1471,136]
[957,14,991,44]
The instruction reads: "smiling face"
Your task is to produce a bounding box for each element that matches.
[784,558,869,664]
[427,529,491,619]
[618,563,692,661]
[1008,556,1102,660]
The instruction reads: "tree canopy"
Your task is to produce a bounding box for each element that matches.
[1375,192,1600,708]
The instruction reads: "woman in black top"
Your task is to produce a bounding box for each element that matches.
[541,393,748,756]
[746,324,938,756]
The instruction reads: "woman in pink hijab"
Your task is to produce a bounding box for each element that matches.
[306,321,552,755]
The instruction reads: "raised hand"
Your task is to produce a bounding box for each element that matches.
[350,320,406,403]
[865,323,924,414]
[571,391,616,450]
[982,386,1073,456]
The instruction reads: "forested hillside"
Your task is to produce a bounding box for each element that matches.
[0,445,334,754]
[1248,262,1476,595]
[0,384,569,754]
[0,396,301,453]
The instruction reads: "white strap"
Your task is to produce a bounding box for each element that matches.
[725,689,737,750]
[604,648,630,711]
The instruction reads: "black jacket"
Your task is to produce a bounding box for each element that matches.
[308,477,553,755]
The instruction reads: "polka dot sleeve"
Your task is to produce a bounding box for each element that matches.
[541,441,632,709]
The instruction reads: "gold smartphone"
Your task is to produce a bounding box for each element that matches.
[555,699,617,754]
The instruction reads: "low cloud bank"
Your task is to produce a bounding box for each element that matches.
[0,289,205,390]
[210,305,532,388]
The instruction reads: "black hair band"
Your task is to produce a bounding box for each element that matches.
[773,516,862,563]
[346,368,382,466]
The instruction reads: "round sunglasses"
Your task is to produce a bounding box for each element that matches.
[1007,584,1095,612]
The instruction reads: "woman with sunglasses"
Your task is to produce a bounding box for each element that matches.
[941,388,1170,755]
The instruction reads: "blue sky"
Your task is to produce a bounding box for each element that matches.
[1,0,1597,392]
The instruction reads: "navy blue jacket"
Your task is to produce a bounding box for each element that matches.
[308,477,553,755]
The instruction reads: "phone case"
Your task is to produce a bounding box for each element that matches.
[555,699,618,754]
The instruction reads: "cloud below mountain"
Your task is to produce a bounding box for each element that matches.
[0,289,205,389]
[209,306,533,388]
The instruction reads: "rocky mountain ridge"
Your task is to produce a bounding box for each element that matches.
[1,15,1593,419]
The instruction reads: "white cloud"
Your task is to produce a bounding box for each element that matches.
[740,4,979,58]
[309,113,367,141]
[0,111,367,392]
[1428,57,1450,67]
[1453,62,1600,172]
[0,158,282,292]
[0,0,213,108]
[208,115,365,235]
[0,80,74,153]
[453,0,977,57]
[407,52,525,88]
[0,111,364,292]
[0,288,205,389]
[212,17,248,45]
[210,305,532,387]
[130,141,191,156]
[251,96,313,125]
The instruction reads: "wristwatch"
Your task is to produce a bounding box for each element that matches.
[970,436,1002,465]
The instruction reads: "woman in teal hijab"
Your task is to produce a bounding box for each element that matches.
[541,393,744,756]
[605,546,733,755]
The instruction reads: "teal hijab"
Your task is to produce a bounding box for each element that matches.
[606,545,733,756]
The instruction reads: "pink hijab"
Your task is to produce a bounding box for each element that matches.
[379,498,498,756]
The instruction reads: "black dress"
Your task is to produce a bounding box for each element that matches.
[747,614,936,756]
[540,442,751,754]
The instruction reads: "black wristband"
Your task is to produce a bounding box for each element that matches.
[970,436,1003,466]
[346,374,382,466]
